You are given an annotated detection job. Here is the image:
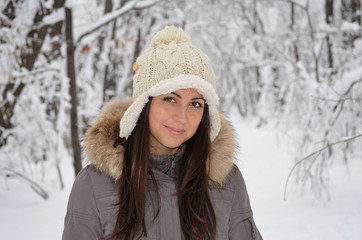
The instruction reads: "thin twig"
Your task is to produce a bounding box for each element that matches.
[75,0,159,44]
[284,133,362,200]
[311,96,362,102]
[3,167,49,200]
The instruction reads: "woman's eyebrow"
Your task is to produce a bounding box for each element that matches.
[171,92,182,98]
[170,92,205,101]
[192,97,205,101]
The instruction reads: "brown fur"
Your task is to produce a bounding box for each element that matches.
[83,99,235,185]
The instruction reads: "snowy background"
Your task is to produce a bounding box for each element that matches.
[1,0,362,239]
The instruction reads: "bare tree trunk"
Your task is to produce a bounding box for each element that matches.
[105,0,113,13]
[351,0,361,40]
[253,0,257,33]
[133,27,142,64]
[340,0,361,43]
[65,7,82,176]
[251,0,262,113]
[290,2,299,62]
[360,0,362,25]
[103,0,117,102]
[56,163,65,190]
[351,0,361,25]
[326,0,334,69]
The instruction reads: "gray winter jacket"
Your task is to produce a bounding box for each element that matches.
[62,99,262,240]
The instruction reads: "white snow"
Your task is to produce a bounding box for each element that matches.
[42,8,64,25]
[340,21,361,32]
[334,65,362,95]
[1,118,361,239]
[0,157,74,239]
[234,119,362,240]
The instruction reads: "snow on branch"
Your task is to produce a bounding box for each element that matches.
[283,133,362,200]
[75,0,159,44]
[10,67,60,79]
[42,8,64,26]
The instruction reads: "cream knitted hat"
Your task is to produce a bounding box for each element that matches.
[120,26,221,141]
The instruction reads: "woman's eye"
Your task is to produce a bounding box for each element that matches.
[163,97,175,103]
[191,102,203,108]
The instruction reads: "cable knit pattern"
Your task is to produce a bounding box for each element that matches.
[132,26,215,97]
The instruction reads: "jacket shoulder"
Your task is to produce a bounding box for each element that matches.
[84,164,119,193]
[225,165,253,216]
[63,165,119,239]
[63,165,103,239]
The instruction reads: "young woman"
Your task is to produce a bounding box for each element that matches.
[63,26,263,240]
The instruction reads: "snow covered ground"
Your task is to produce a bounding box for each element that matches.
[1,119,361,239]
[235,120,362,240]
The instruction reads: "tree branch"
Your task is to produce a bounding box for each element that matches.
[3,167,49,200]
[75,0,159,45]
[284,133,362,200]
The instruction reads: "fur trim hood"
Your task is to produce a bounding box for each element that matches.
[83,99,236,186]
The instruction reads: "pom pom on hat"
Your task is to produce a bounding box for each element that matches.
[151,26,190,47]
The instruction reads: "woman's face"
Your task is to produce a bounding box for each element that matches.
[149,88,205,155]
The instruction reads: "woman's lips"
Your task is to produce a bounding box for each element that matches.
[165,126,185,135]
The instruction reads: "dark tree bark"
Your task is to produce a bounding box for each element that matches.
[253,0,257,33]
[340,0,361,45]
[1,0,19,22]
[21,0,65,69]
[290,2,299,62]
[351,0,361,25]
[103,0,117,102]
[0,1,64,146]
[133,27,142,65]
[65,7,82,176]
[105,0,113,14]
[326,0,334,24]
[326,0,334,69]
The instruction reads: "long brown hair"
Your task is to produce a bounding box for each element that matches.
[108,99,216,240]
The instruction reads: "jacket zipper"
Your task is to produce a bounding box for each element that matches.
[170,155,175,169]
[248,219,256,240]
[164,155,175,174]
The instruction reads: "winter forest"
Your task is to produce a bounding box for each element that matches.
[1,0,361,239]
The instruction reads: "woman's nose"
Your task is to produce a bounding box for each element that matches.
[173,106,187,124]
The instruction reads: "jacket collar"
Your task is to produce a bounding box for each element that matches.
[148,144,185,176]
[83,99,236,186]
